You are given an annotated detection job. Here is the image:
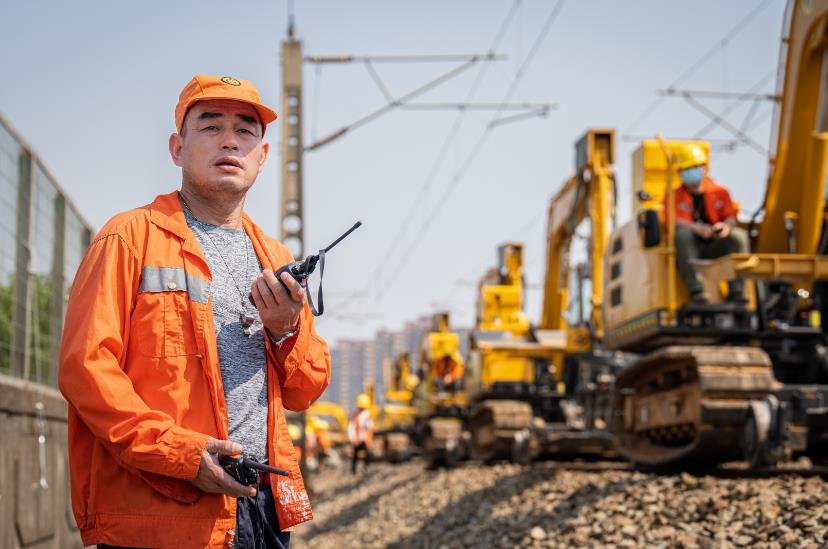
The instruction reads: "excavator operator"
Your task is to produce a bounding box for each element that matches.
[432,355,464,394]
[665,144,749,302]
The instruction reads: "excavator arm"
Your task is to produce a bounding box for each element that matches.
[759,0,828,254]
[540,129,616,340]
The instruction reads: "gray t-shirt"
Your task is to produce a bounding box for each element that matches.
[183,206,268,462]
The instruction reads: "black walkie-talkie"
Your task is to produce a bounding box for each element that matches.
[218,455,290,486]
[250,221,362,316]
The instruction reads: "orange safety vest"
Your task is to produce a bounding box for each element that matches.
[348,409,374,447]
[664,176,738,225]
[58,192,331,548]
[432,356,464,384]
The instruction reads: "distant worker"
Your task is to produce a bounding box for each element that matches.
[424,312,465,393]
[58,74,331,548]
[348,393,374,474]
[311,417,334,466]
[665,144,749,302]
[431,355,464,393]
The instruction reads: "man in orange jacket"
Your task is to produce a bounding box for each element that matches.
[59,75,331,548]
[664,144,749,302]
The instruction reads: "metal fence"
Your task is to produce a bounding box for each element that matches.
[0,114,92,388]
[0,114,91,547]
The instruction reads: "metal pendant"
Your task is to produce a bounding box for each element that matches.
[241,313,256,337]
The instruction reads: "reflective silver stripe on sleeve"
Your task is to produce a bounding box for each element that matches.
[138,266,211,303]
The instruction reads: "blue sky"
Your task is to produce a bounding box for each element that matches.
[0,0,786,344]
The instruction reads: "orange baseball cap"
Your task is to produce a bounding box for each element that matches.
[174,75,278,134]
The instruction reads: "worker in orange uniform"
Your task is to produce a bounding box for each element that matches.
[432,355,464,394]
[664,145,749,302]
[311,417,334,467]
[348,394,374,474]
[58,75,331,549]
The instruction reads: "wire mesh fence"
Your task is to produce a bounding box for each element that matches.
[0,115,92,388]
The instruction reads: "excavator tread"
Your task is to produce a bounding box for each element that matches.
[469,399,534,461]
[611,345,778,466]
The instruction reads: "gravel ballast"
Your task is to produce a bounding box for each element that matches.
[292,459,827,548]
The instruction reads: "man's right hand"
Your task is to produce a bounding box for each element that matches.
[693,223,714,240]
[190,438,257,497]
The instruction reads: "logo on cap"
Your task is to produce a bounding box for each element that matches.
[221,76,242,86]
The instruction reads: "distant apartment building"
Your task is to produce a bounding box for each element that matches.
[322,338,375,413]
[326,345,344,405]
[373,330,395,404]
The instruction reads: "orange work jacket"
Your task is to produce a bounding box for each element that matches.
[432,356,464,384]
[58,192,331,548]
[663,177,738,225]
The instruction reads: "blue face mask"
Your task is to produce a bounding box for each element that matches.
[680,166,704,187]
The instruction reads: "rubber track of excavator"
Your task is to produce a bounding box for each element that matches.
[470,399,533,462]
[423,416,464,467]
[611,346,779,466]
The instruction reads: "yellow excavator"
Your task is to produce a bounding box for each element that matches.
[307,401,349,449]
[533,129,633,456]
[415,312,470,467]
[605,0,828,467]
[466,243,566,463]
[464,130,628,464]
[374,353,419,462]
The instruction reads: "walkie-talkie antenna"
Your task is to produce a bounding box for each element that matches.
[249,220,362,317]
[242,458,290,477]
[323,221,362,253]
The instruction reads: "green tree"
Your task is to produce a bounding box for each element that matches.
[29,273,54,384]
[0,277,12,375]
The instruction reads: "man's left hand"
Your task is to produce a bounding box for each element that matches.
[251,269,305,339]
[712,222,731,239]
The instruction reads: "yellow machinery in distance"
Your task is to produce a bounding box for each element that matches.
[307,401,349,448]
[374,353,419,462]
[304,402,349,470]
[605,0,828,467]
[469,243,536,395]
[464,132,628,463]
[466,243,563,463]
[414,312,470,467]
[531,129,632,455]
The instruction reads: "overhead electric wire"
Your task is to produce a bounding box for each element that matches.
[364,60,395,103]
[440,207,546,304]
[334,0,525,312]
[376,0,565,301]
[692,70,775,138]
[739,95,764,134]
[625,0,775,136]
[307,53,506,63]
[305,57,482,151]
[682,93,768,155]
[706,105,776,152]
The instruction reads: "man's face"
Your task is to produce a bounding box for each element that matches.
[169,99,269,198]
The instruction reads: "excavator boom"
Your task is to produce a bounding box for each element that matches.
[759,0,828,254]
